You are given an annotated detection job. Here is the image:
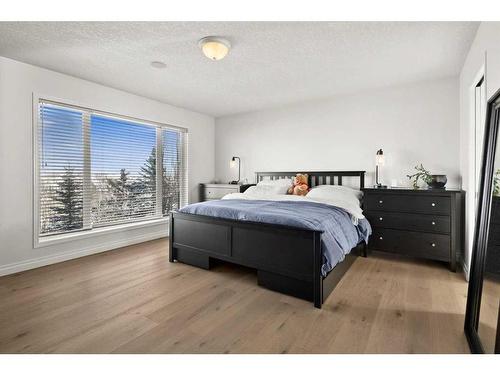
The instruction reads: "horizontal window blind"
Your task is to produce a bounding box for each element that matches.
[38,102,86,235]
[37,99,187,238]
[91,114,158,226]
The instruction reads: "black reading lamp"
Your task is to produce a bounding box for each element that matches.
[229,156,241,184]
[375,149,387,189]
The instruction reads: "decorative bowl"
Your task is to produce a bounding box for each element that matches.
[428,174,447,189]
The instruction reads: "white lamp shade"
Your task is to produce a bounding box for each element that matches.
[230,159,237,168]
[376,154,385,166]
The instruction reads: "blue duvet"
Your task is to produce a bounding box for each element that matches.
[179,199,372,276]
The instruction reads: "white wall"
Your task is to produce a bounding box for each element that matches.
[0,56,215,275]
[459,22,500,278]
[215,78,460,192]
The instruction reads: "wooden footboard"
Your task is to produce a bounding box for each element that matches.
[169,211,363,308]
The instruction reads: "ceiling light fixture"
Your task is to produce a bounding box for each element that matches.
[150,61,166,69]
[199,36,231,61]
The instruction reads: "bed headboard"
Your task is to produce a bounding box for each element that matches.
[255,171,366,189]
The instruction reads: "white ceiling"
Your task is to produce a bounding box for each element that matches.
[0,22,478,117]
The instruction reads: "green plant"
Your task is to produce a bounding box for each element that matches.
[493,170,500,196]
[407,164,433,189]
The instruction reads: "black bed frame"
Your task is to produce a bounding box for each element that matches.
[169,171,366,308]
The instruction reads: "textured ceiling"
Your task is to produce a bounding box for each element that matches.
[0,22,478,117]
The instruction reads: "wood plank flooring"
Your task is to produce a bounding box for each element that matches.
[0,238,470,353]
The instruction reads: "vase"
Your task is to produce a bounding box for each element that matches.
[428,175,447,189]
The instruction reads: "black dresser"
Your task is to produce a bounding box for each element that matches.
[362,188,465,271]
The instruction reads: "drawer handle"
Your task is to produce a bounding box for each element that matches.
[431,203,436,207]
[379,217,383,221]
[431,221,436,225]
[379,200,383,204]
[379,236,383,240]
[431,243,436,247]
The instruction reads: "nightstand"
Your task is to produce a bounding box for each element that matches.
[199,183,255,201]
[362,188,465,272]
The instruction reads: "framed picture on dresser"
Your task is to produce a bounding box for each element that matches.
[465,88,500,354]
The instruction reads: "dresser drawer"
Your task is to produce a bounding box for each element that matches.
[365,194,451,215]
[369,228,450,262]
[366,211,450,234]
[205,187,238,199]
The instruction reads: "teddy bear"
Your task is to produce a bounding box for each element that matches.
[287,173,309,196]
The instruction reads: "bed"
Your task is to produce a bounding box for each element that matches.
[169,171,370,308]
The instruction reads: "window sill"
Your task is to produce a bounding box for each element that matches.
[35,217,169,249]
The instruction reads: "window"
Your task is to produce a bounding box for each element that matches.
[36,99,187,239]
[90,114,158,226]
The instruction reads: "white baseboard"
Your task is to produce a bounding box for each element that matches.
[0,231,167,277]
[462,259,469,282]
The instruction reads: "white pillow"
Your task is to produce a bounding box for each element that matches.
[256,178,293,194]
[244,184,289,195]
[307,185,363,203]
[306,185,364,222]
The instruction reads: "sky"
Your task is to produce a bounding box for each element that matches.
[40,103,180,178]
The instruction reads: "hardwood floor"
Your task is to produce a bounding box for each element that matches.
[0,238,470,353]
